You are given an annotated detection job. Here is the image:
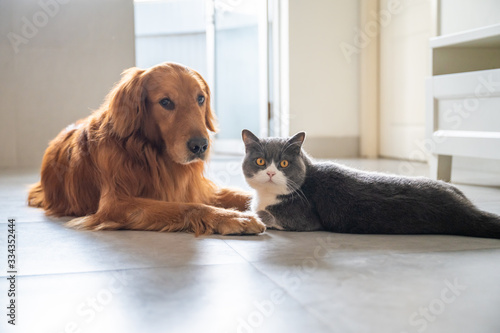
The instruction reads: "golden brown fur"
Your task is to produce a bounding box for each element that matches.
[28,62,265,235]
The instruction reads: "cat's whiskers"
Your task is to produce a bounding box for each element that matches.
[286,179,309,205]
[290,188,308,206]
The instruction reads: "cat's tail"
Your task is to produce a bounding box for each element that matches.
[458,211,500,239]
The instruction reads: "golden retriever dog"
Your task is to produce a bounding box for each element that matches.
[28,62,265,235]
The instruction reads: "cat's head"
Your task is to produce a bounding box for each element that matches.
[242,129,308,195]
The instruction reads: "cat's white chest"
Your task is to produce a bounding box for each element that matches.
[246,162,289,212]
[252,191,281,212]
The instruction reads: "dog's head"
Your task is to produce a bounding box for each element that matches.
[107,62,217,164]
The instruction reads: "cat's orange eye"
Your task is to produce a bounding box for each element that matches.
[256,158,266,166]
[280,160,289,168]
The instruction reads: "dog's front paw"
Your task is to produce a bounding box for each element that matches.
[216,211,266,235]
[66,215,122,231]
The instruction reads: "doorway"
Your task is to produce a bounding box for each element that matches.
[134,0,274,154]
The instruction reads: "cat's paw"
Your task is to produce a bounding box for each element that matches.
[257,210,274,225]
[257,210,282,230]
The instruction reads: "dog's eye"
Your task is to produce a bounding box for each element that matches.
[159,98,175,110]
[197,95,205,106]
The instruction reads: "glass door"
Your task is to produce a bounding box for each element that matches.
[134,0,272,155]
[207,0,269,154]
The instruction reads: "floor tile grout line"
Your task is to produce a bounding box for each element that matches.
[221,238,325,311]
[3,218,500,256]
[240,254,335,332]
[300,302,337,332]
[221,238,334,331]
[218,241,500,263]
[0,261,257,279]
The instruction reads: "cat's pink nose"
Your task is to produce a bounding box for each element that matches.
[267,171,276,178]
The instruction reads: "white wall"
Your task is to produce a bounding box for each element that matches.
[286,0,360,158]
[440,0,500,35]
[0,0,135,168]
[379,0,432,161]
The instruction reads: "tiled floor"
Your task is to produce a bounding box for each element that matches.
[1,159,500,333]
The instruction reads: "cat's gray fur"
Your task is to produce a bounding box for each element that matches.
[242,129,500,238]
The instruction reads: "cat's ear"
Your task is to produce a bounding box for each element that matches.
[286,132,306,154]
[242,129,260,147]
[288,132,306,146]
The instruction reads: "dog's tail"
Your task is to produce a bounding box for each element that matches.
[28,182,44,208]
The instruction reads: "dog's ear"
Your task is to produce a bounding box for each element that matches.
[191,70,218,133]
[204,86,217,133]
[107,67,146,138]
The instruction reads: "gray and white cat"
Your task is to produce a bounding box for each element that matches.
[241,129,500,238]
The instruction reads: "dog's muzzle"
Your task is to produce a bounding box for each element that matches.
[187,137,208,159]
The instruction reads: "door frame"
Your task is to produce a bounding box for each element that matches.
[206,0,281,155]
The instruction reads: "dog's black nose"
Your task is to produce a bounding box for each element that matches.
[187,137,208,155]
